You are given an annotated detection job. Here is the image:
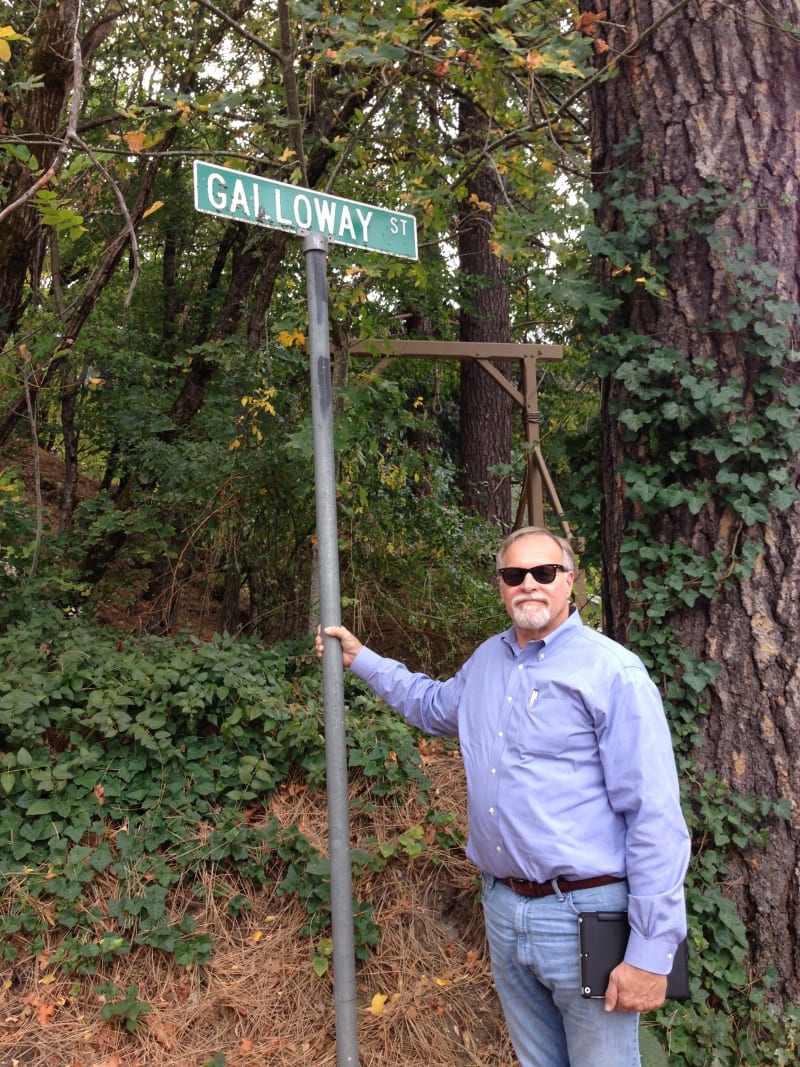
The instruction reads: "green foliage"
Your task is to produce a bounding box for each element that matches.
[95,981,152,1032]
[653,772,797,1064]
[0,467,34,603]
[0,615,450,977]
[33,189,86,242]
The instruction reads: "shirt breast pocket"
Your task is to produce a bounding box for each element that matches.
[514,695,596,762]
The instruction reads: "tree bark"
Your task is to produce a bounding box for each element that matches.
[581,0,800,1003]
[0,1,78,342]
[457,95,513,531]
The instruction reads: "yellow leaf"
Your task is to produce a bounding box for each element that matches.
[278,148,296,163]
[0,39,10,63]
[368,993,389,1014]
[541,159,555,174]
[250,930,263,942]
[123,130,145,154]
[143,200,165,220]
[39,974,57,986]
[276,329,305,347]
[442,7,483,21]
[434,977,452,987]
[468,193,492,212]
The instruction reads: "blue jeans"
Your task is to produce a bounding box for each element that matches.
[482,875,640,1067]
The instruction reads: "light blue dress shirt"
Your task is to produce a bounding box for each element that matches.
[349,607,691,975]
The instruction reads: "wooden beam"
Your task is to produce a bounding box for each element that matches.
[475,358,524,406]
[347,339,563,362]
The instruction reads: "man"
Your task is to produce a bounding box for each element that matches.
[317,526,690,1067]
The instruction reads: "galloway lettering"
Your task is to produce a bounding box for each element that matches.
[206,173,376,244]
[194,161,418,259]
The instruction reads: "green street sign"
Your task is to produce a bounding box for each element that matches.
[193,161,418,260]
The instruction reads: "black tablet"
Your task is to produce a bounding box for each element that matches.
[578,911,690,1000]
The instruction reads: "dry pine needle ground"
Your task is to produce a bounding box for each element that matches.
[1,754,516,1067]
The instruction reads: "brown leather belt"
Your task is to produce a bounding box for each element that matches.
[499,874,624,898]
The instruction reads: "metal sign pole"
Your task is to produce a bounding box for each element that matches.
[303,232,360,1067]
[193,160,416,1066]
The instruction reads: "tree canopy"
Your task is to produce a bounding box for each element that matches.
[1,0,594,634]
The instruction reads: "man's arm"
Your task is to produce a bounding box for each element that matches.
[316,624,462,738]
[597,666,691,1012]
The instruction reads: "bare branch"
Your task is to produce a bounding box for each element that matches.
[70,133,140,308]
[193,0,283,62]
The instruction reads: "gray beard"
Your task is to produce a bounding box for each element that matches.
[511,597,551,632]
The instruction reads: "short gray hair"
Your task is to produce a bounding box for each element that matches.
[496,526,576,573]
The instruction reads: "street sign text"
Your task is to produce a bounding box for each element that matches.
[193,161,418,259]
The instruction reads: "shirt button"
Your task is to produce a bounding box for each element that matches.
[507,696,512,702]
[496,845,502,853]
[490,768,496,775]
[488,807,495,815]
[498,731,503,738]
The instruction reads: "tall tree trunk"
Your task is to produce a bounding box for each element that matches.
[0,0,80,344]
[457,96,513,531]
[581,0,800,1004]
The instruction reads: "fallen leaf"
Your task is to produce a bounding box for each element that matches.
[368,992,389,1014]
[143,1013,175,1050]
[37,1000,55,1026]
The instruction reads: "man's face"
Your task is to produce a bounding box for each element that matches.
[497,533,574,643]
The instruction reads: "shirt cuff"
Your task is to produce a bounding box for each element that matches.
[348,645,381,680]
[624,931,681,976]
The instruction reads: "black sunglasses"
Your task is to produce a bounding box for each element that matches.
[497,564,568,586]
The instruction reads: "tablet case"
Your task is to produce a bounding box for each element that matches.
[578,911,690,1000]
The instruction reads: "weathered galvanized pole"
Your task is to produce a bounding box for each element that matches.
[303,232,360,1067]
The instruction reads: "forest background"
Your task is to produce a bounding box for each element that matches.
[1,2,799,1065]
